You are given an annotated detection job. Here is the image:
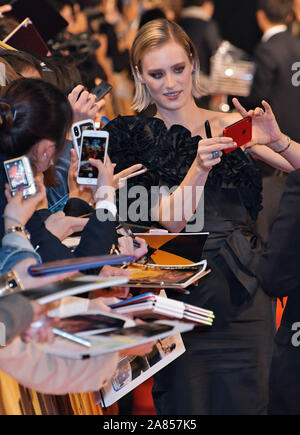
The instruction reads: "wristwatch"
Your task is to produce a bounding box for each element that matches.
[5,226,31,241]
[0,269,24,297]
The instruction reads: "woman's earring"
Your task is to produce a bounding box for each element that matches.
[43,153,48,161]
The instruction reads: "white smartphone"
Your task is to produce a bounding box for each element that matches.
[71,119,95,157]
[3,156,37,198]
[77,130,109,185]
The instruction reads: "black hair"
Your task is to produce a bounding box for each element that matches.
[257,0,293,23]
[183,0,214,7]
[48,0,76,12]
[36,54,82,95]
[0,78,72,160]
[0,50,42,77]
[0,17,20,40]
[139,8,166,29]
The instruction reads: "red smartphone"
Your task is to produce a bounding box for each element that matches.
[223,116,252,153]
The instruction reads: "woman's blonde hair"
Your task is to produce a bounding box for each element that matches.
[130,19,204,112]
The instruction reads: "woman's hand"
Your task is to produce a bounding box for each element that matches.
[13,258,77,344]
[21,310,59,344]
[45,211,88,241]
[0,4,12,15]
[88,297,112,312]
[33,174,49,210]
[232,98,283,148]
[118,236,148,260]
[68,85,105,123]
[113,163,145,189]
[98,265,133,299]
[89,155,116,203]
[196,136,236,171]
[4,180,47,228]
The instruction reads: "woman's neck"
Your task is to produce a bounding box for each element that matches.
[155,99,205,136]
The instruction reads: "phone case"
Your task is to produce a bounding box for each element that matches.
[77,131,109,183]
[91,81,112,101]
[3,156,36,198]
[71,119,95,157]
[223,117,252,153]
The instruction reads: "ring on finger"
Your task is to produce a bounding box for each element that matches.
[211,150,220,159]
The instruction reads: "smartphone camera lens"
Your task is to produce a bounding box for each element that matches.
[74,127,79,136]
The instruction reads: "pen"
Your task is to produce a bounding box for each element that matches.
[30,320,92,348]
[53,328,92,347]
[116,224,141,248]
[205,120,212,138]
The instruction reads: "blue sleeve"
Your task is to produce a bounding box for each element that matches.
[0,245,41,274]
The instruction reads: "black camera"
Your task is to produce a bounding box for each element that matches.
[49,32,100,58]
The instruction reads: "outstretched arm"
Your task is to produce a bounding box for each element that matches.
[158,136,235,232]
[233,98,300,172]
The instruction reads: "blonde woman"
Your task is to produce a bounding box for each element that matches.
[104,19,298,415]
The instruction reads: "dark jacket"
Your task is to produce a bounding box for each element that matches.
[257,169,300,414]
[178,15,221,75]
[238,31,300,142]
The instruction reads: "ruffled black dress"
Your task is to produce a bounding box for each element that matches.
[104,116,276,415]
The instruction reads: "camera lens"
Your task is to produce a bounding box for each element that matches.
[74,127,79,136]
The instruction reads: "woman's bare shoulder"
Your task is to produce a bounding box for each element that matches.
[204,110,242,135]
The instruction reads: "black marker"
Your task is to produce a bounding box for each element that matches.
[116,224,141,249]
[205,120,212,138]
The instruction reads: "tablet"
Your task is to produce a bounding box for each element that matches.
[28,254,134,276]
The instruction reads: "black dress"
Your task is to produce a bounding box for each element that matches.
[104,116,276,415]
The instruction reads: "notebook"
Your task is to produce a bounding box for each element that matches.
[110,292,215,326]
[3,17,49,56]
[22,274,129,305]
[38,311,194,359]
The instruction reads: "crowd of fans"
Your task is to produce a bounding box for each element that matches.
[1,0,300,416]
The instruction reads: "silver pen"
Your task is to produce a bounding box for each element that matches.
[53,328,92,347]
[30,320,92,348]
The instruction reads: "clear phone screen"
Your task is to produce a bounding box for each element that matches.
[79,136,107,179]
